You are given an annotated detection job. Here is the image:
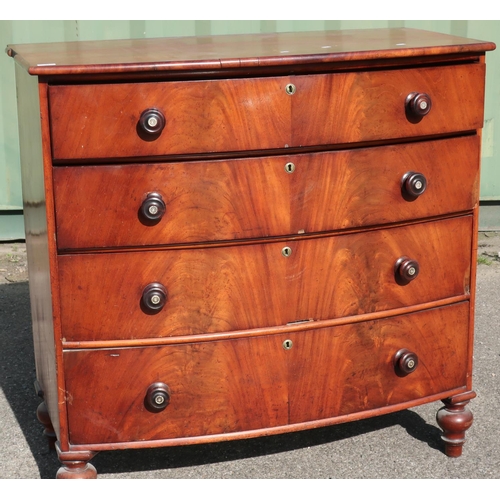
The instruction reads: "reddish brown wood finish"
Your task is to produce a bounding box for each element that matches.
[288,303,470,424]
[8,29,493,478]
[62,302,468,445]
[292,64,485,146]
[55,443,97,479]
[48,77,289,160]
[48,63,484,160]
[57,216,471,341]
[53,135,480,250]
[6,28,495,76]
[436,391,476,457]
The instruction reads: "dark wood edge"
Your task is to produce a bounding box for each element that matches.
[50,130,480,167]
[62,295,470,349]
[444,391,477,405]
[38,81,71,449]
[7,46,493,77]
[57,210,474,255]
[33,53,488,84]
[55,441,98,461]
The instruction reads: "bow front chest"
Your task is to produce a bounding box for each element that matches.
[6,28,495,478]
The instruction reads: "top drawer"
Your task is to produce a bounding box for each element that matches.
[48,64,485,161]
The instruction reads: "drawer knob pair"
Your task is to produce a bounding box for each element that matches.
[145,382,171,412]
[394,348,419,376]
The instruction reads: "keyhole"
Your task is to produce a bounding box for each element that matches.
[285,83,296,95]
[282,246,292,257]
[283,339,293,350]
[285,162,295,174]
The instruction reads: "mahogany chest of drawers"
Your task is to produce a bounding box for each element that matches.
[6,28,495,478]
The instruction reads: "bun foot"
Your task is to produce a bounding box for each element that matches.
[36,401,56,450]
[436,391,476,457]
[56,443,98,479]
[56,462,97,479]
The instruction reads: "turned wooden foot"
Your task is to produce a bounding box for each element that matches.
[36,401,57,450]
[55,443,98,479]
[56,462,97,479]
[436,390,476,457]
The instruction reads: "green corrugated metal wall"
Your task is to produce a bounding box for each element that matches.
[1,20,499,239]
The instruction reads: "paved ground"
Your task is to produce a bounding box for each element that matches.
[0,236,499,479]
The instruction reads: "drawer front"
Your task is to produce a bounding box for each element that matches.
[49,64,484,160]
[49,77,290,160]
[64,334,289,444]
[58,216,472,341]
[287,302,469,423]
[53,135,480,250]
[63,302,468,445]
[292,63,485,146]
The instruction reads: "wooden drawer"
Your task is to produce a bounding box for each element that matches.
[49,77,289,160]
[48,64,485,160]
[57,216,472,341]
[53,135,480,250]
[63,302,469,445]
[292,63,485,147]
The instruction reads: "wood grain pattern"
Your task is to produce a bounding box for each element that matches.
[8,28,491,473]
[57,216,472,341]
[6,28,495,76]
[288,302,469,423]
[48,77,290,160]
[63,302,468,445]
[64,334,289,444]
[53,135,480,250]
[48,63,484,160]
[292,63,485,146]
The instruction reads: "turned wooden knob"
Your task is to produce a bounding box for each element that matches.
[141,283,167,312]
[395,256,420,285]
[138,108,165,135]
[401,171,427,199]
[140,192,166,222]
[145,382,171,412]
[394,348,419,376]
[406,92,432,118]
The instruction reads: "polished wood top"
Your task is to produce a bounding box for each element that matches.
[6,28,496,76]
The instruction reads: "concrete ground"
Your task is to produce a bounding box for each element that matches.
[0,236,499,480]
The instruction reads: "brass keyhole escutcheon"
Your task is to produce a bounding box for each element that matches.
[282,246,292,257]
[285,162,295,174]
[285,83,296,95]
[283,339,293,350]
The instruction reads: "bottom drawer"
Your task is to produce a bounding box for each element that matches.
[63,302,469,445]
